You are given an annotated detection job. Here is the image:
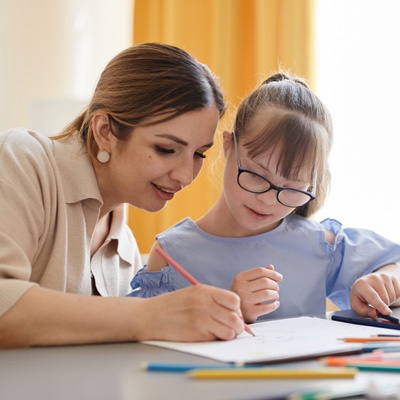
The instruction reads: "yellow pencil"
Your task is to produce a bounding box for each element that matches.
[187,367,357,379]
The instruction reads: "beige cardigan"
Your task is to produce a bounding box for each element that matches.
[0,129,141,318]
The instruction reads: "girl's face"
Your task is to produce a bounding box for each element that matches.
[222,130,312,237]
[95,106,219,212]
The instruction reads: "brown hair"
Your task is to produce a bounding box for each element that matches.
[55,43,225,161]
[233,72,333,217]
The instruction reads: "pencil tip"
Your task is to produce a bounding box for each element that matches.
[245,325,256,336]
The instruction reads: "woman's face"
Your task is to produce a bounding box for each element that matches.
[96,106,219,212]
[222,130,312,236]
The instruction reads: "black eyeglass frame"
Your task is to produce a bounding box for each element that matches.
[232,132,316,208]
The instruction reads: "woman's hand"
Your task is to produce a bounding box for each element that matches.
[141,285,245,342]
[350,263,400,318]
[230,265,283,323]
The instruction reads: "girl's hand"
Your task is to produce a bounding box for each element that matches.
[350,265,400,318]
[230,265,283,323]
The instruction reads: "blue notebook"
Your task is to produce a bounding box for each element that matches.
[332,309,400,330]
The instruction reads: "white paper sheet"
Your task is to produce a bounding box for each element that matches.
[143,316,398,364]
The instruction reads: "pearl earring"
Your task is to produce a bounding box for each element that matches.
[97,150,110,163]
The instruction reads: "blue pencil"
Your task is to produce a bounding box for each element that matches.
[362,343,400,353]
[141,362,249,372]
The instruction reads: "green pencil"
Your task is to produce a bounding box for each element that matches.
[348,363,400,372]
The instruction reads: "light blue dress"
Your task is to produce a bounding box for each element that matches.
[128,214,400,320]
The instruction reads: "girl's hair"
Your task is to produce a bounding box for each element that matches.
[55,43,226,161]
[233,72,333,217]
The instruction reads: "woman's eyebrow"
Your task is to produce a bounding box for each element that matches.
[155,134,188,146]
[155,133,213,149]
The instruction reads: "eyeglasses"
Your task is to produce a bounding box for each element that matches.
[232,132,316,208]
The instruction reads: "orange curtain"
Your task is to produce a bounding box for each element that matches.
[130,0,316,253]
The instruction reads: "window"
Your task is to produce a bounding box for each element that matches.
[315,0,400,242]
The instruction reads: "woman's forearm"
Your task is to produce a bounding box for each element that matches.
[0,284,244,348]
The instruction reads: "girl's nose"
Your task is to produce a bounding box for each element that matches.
[255,188,278,205]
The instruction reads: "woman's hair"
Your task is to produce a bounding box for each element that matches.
[56,43,225,161]
[233,72,333,217]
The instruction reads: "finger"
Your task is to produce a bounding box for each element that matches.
[244,288,280,305]
[208,285,241,311]
[207,286,246,337]
[373,277,393,305]
[369,279,399,309]
[248,277,280,292]
[391,278,400,304]
[176,285,242,339]
[353,288,391,317]
[367,274,399,305]
[208,306,244,340]
[264,265,283,281]
[251,300,280,318]
[237,266,283,282]
[384,278,400,305]
[249,269,283,283]
[351,296,378,318]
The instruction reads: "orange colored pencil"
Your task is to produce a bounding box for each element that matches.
[339,337,400,343]
[324,357,400,367]
[155,247,256,337]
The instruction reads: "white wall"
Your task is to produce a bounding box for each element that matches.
[0,0,133,135]
[315,0,400,242]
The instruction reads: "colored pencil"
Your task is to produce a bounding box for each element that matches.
[324,357,400,367]
[141,362,249,372]
[340,337,400,343]
[289,387,367,400]
[362,343,400,353]
[155,247,256,337]
[348,364,400,372]
[373,334,400,337]
[187,367,357,379]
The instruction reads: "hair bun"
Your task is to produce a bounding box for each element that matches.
[262,72,309,89]
[263,72,290,84]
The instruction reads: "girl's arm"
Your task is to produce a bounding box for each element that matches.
[0,284,244,348]
[145,240,169,271]
[350,262,400,318]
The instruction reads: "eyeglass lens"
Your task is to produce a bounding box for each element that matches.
[238,170,312,207]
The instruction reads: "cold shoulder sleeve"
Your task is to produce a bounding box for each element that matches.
[127,265,189,297]
[323,218,400,309]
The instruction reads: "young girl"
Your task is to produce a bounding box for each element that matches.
[128,72,400,323]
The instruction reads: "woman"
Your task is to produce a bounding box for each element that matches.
[0,43,244,348]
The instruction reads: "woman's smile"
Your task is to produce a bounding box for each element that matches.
[152,183,181,201]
